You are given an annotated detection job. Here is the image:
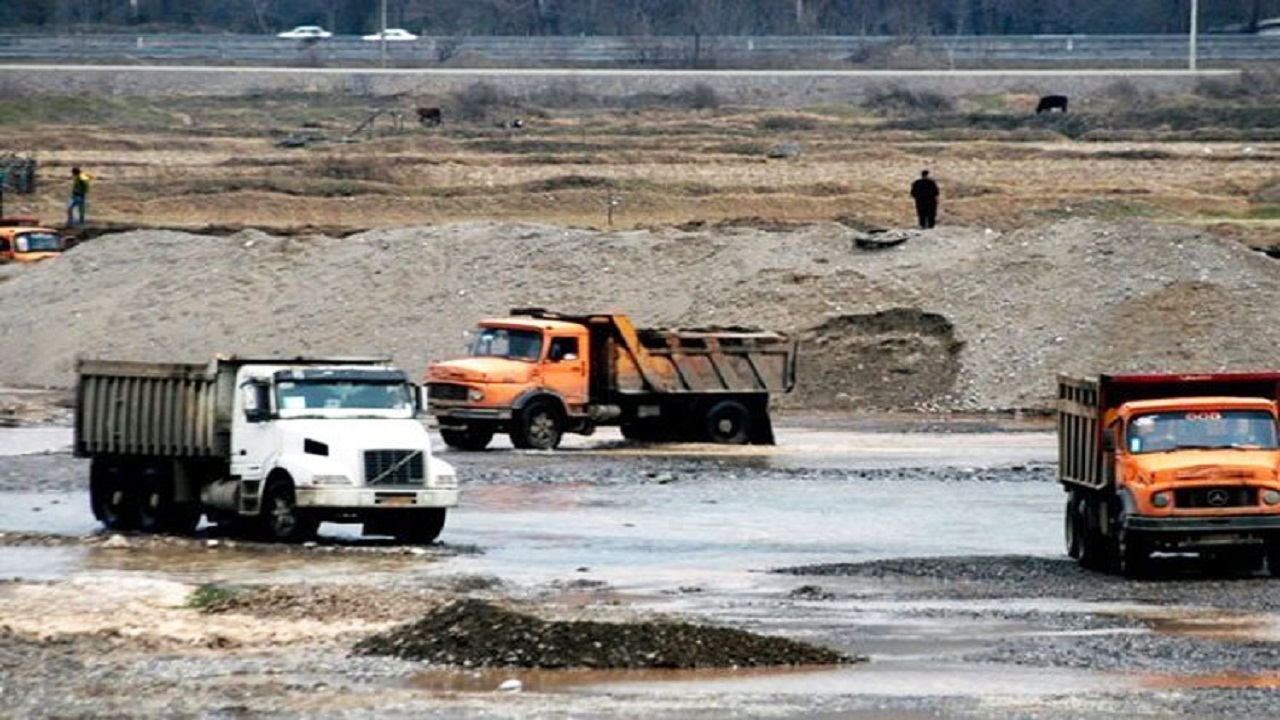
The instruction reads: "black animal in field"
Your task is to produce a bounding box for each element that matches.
[1036,95,1068,113]
[417,107,443,126]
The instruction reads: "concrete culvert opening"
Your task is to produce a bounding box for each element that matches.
[352,599,857,669]
[797,308,963,410]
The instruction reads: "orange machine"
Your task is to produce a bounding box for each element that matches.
[425,309,797,450]
[0,218,68,262]
[1059,373,1280,576]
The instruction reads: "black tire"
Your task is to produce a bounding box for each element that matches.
[391,508,447,545]
[1116,528,1149,578]
[1266,540,1280,578]
[90,458,136,531]
[705,400,752,444]
[1077,497,1111,571]
[1065,496,1082,560]
[440,425,494,451]
[511,401,563,450]
[259,477,318,543]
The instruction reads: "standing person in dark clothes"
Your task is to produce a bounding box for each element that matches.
[910,170,939,229]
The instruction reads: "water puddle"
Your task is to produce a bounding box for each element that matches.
[1144,671,1280,689]
[409,661,1126,697]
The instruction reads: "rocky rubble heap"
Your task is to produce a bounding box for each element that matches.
[353,598,854,668]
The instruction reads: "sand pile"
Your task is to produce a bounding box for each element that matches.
[0,218,1275,410]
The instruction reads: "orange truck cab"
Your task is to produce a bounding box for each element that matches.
[0,218,68,262]
[426,308,796,451]
[1059,373,1280,576]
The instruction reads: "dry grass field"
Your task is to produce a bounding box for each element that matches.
[2,78,1278,248]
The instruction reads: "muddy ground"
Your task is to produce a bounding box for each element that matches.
[3,429,1280,719]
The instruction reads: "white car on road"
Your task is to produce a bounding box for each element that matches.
[277,26,332,39]
[362,28,418,41]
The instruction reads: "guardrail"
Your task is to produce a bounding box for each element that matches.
[0,33,1277,67]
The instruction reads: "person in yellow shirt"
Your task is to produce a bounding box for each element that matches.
[67,166,91,226]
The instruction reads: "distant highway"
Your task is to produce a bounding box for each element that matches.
[0,33,1276,68]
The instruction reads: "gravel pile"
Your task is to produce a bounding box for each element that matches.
[0,218,1275,411]
[352,598,855,668]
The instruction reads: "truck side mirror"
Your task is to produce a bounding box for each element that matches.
[242,382,271,423]
[1102,426,1116,453]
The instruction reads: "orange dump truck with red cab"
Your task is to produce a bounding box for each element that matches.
[426,309,797,450]
[1059,373,1280,575]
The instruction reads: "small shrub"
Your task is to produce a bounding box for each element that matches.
[674,83,720,110]
[188,584,239,612]
[864,85,954,115]
[758,115,819,132]
[312,156,396,183]
[452,82,511,121]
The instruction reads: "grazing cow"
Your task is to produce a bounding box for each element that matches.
[417,107,443,126]
[1036,94,1069,114]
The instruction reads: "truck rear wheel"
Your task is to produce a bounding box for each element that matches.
[134,462,199,535]
[511,401,563,450]
[259,478,319,543]
[705,400,752,444]
[440,425,494,451]
[1064,496,1083,560]
[90,458,136,531]
[390,508,447,545]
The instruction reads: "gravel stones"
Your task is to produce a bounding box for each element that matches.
[352,598,856,669]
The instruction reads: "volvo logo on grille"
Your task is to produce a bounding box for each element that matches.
[1206,489,1230,507]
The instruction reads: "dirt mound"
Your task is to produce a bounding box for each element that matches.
[0,217,1277,411]
[800,309,963,410]
[352,598,853,668]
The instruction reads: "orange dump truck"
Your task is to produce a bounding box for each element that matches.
[425,309,797,450]
[1059,373,1280,575]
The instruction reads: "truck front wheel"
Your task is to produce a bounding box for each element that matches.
[390,508,447,545]
[90,458,137,531]
[511,401,563,450]
[440,425,494,451]
[705,400,752,444]
[259,478,319,543]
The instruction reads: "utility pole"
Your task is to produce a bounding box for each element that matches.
[380,0,388,68]
[1189,0,1198,70]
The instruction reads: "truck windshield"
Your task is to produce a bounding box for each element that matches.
[16,232,63,253]
[276,381,413,413]
[470,328,543,362]
[1126,410,1279,453]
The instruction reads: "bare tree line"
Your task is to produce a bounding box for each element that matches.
[5,0,1279,36]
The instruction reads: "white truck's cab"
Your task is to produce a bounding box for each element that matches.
[222,362,457,542]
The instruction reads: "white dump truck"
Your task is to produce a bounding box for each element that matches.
[75,356,458,543]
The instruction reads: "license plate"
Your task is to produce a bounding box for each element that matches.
[377,494,415,506]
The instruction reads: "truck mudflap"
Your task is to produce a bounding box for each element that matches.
[295,487,459,509]
[1124,515,1280,534]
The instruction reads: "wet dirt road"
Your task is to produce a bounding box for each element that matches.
[4,421,1280,718]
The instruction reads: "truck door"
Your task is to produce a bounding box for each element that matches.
[230,378,277,480]
[543,334,588,407]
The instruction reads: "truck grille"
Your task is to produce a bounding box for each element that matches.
[428,383,469,401]
[363,450,425,486]
[1174,487,1257,509]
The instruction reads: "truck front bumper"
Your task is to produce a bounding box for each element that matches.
[434,408,512,422]
[1123,515,1280,548]
[295,487,459,509]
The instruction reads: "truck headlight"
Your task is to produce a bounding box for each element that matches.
[433,472,457,488]
[312,474,352,485]
[1152,491,1171,508]
[1263,490,1280,506]
[468,389,485,402]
